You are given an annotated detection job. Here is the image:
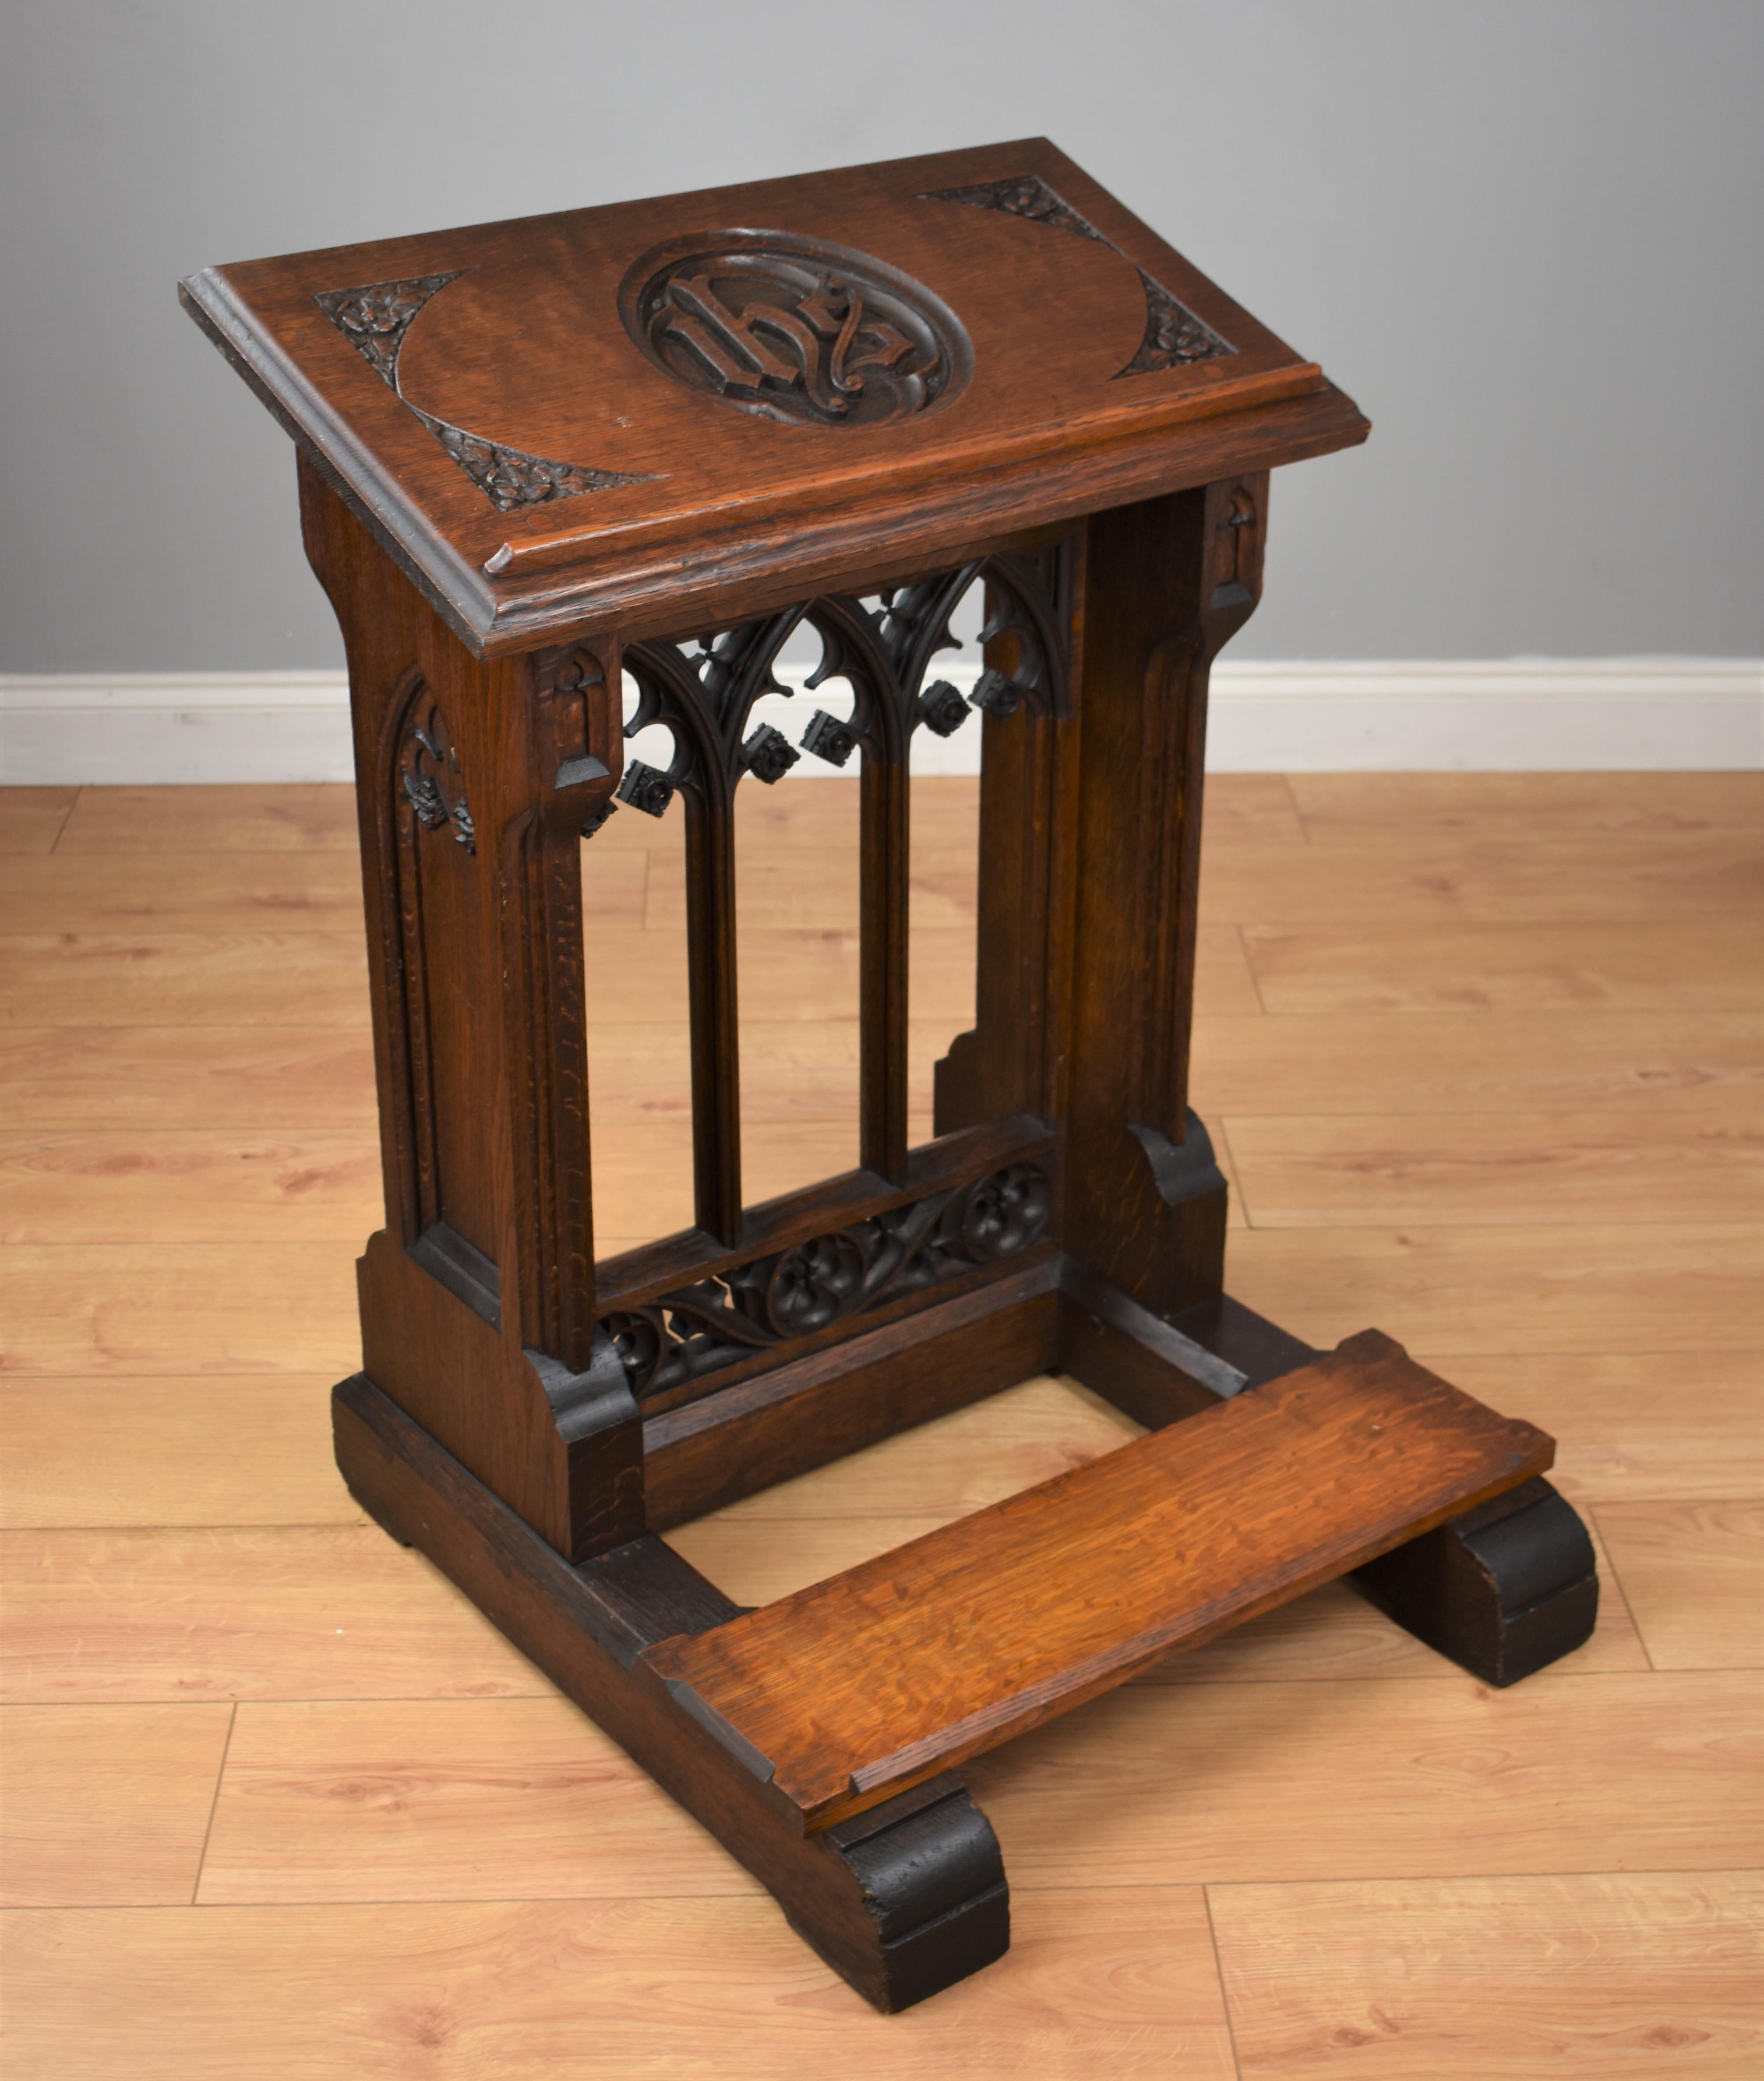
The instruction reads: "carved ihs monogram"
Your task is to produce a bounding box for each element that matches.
[399,701,475,853]
[627,235,966,427]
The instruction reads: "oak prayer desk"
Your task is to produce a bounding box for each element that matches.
[182,140,1598,2011]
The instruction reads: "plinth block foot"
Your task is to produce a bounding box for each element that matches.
[331,1370,1005,2012]
[1354,1475,1598,1687]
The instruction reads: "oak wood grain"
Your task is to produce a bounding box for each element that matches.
[666,1508,1646,1684]
[3,762,1755,2046]
[645,1334,1551,1828]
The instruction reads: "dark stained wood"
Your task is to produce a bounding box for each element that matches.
[301,457,642,1563]
[187,142,1599,2007]
[333,1372,1008,2011]
[180,140,1365,654]
[1061,479,1264,1318]
[1355,1475,1600,1687]
[642,1332,1555,1831]
[860,737,911,1181]
[642,1263,1061,1530]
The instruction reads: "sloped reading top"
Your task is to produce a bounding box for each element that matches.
[184,139,1362,646]
[306,170,1248,516]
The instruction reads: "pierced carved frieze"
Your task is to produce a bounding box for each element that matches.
[609,542,1073,828]
[314,270,656,512]
[600,1162,1051,1400]
[919,176,1234,377]
[621,232,971,428]
[399,700,476,853]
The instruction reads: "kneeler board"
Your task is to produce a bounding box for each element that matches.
[183,138,1599,2011]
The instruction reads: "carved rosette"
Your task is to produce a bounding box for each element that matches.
[600,1162,1051,1400]
[918,173,1234,377]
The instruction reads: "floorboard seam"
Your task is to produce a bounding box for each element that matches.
[1202,1883,1247,2081]
[189,1701,236,1907]
[1582,1500,1659,1672]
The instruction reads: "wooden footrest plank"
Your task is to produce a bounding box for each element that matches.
[642,1331,1552,1831]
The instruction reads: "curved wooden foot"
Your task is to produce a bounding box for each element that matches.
[1355,1476,1598,1687]
[331,1372,1005,2011]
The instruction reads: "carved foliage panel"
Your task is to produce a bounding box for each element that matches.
[386,679,502,1315]
[602,1161,1051,1406]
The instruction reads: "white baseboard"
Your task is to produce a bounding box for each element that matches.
[3,658,1757,784]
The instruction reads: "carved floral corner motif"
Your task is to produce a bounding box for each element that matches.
[918,175,1234,378]
[313,270,658,513]
[1116,268,1233,374]
[600,1162,1052,1401]
[313,273,463,384]
[399,699,475,853]
[918,175,1111,247]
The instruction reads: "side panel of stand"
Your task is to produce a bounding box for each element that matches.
[1063,477,1267,1317]
[301,455,643,1561]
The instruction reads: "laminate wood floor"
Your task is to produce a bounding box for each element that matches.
[2,772,1760,2079]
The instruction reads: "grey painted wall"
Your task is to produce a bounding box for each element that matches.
[2,0,1758,673]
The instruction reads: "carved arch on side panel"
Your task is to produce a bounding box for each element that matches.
[377,668,501,1326]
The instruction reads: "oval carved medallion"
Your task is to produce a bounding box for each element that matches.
[620,232,970,428]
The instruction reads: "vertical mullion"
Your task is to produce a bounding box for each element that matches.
[684,789,744,1245]
[860,749,910,1183]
